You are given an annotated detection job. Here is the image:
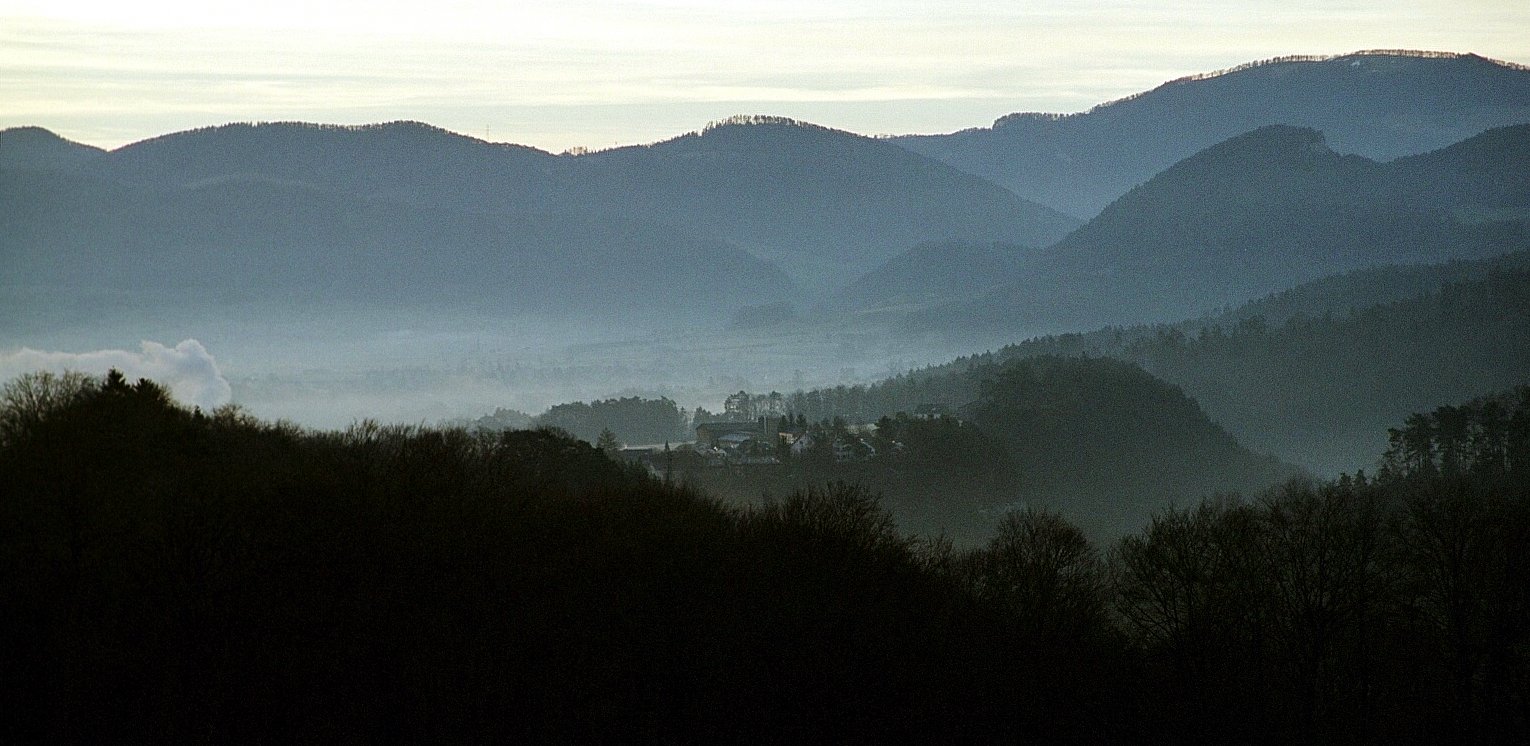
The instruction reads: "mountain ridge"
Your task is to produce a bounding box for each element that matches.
[3,116,1078,292]
[985,50,1529,131]
[898,123,1529,340]
[893,50,1530,216]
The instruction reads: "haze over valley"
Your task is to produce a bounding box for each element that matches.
[5,50,1527,468]
[5,38,1530,741]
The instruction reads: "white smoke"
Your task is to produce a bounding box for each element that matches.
[0,340,233,411]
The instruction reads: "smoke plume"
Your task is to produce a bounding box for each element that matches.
[0,339,233,411]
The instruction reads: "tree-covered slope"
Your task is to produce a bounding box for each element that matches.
[965,356,1293,536]
[941,264,1530,475]
[5,371,1526,742]
[693,355,1293,540]
[1388,123,1530,221]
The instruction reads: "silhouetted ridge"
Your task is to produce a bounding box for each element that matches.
[0,125,85,143]
[703,114,834,133]
[991,50,1530,129]
[562,115,840,157]
[1386,124,1530,215]
[118,119,543,153]
[1413,122,1530,163]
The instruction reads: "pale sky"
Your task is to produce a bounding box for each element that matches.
[3,0,1527,152]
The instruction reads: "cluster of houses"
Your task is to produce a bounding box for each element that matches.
[695,416,881,464]
[616,414,886,474]
[612,401,958,475]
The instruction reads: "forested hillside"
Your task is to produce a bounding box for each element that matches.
[692,356,1292,540]
[4,371,1527,742]
[941,265,1530,474]
[0,371,1098,741]
[1106,386,1530,743]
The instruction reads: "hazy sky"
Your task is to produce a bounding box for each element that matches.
[3,0,1527,152]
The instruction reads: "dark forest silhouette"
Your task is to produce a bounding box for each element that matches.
[3,370,1528,741]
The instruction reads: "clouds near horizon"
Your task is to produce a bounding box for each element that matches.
[3,1,1527,151]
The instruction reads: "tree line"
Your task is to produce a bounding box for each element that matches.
[530,395,689,445]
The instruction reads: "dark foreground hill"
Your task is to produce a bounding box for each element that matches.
[4,372,1528,742]
[895,50,1530,216]
[0,371,1119,742]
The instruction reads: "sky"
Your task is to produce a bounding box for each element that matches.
[3,0,1528,153]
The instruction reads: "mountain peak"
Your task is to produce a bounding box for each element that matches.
[1150,49,1529,87]
[702,114,831,133]
[0,126,106,171]
[1,125,67,140]
[113,120,552,160]
[1122,125,1348,191]
[675,115,852,146]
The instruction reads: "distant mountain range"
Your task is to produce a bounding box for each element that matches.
[0,117,1076,311]
[894,50,1530,216]
[897,123,1529,338]
[5,50,1529,334]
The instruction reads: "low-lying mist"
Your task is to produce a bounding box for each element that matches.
[4,301,990,431]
